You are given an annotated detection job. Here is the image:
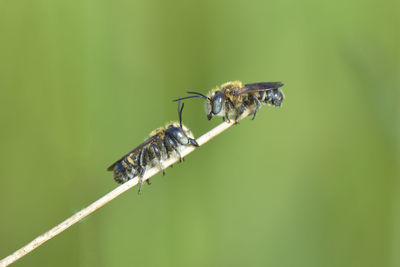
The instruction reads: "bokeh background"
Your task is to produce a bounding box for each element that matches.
[0,0,399,266]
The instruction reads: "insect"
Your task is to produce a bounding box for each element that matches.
[174,81,284,123]
[107,100,199,193]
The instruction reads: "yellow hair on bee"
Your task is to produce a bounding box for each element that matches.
[221,81,246,104]
[165,121,179,128]
[220,80,243,89]
[148,128,166,138]
[207,81,243,99]
[148,121,195,140]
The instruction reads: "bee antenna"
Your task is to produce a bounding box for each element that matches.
[172,95,205,102]
[186,91,210,100]
[177,98,184,128]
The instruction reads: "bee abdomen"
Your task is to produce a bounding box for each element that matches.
[112,154,141,184]
[262,89,284,107]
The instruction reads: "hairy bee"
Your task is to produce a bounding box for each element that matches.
[107,101,199,193]
[174,81,284,123]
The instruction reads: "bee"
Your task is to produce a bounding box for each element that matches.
[174,81,284,123]
[107,100,199,193]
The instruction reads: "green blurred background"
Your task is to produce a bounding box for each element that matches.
[0,0,399,266]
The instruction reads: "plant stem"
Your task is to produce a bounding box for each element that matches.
[0,115,245,267]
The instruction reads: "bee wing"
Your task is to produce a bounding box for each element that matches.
[107,135,159,171]
[237,82,284,95]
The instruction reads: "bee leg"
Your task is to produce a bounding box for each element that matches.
[150,143,165,176]
[165,134,183,162]
[159,140,168,175]
[224,99,234,123]
[174,148,183,162]
[138,147,148,194]
[138,166,146,194]
[251,95,261,120]
[159,162,166,175]
[234,103,248,124]
[234,109,241,124]
[223,111,230,123]
[226,99,243,125]
[234,108,241,124]
[146,179,151,185]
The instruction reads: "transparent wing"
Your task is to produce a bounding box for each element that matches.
[237,82,284,95]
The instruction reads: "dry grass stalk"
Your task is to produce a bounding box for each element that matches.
[0,111,250,267]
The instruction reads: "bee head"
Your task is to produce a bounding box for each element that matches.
[173,90,218,120]
[166,124,199,147]
[165,99,199,147]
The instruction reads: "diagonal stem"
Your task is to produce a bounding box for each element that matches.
[0,112,249,267]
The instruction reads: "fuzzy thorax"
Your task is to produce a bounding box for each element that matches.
[149,121,194,139]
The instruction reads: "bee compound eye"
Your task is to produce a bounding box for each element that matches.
[167,127,189,145]
[212,91,223,114]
